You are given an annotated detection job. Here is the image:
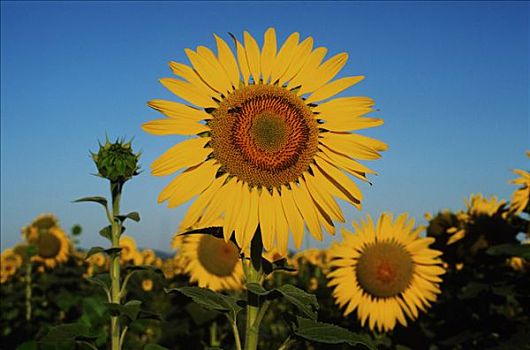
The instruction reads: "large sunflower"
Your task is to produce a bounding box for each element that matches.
[173,233,244,291]
[23,214,70,269]
[1,248,23,284]
[143,28,386,254]
[327,213,445,332]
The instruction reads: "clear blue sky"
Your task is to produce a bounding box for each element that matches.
[1,1,528,253]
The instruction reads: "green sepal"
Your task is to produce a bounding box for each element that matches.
[261,257,296,275]
[293,316,376,350]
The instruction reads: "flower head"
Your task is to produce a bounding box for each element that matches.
[92,138,140,183]
[327,213,445,332]
[143,28,386,254]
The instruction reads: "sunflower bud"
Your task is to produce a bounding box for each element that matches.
[92,138,141,183]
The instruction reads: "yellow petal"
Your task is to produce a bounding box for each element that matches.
[278,37,313,86]
[169,61,218,97]
[260,28,277,84]
[181,174,228,229]
[270,32,300,84]
[291,182,322,241]
[151,137,211,176]
[141,119,209,136]
[272,188,289,256]
[299,52,348,95]
[158,161,220,208]
[241,186,259,249]
[280,184,305,249]
[312,158,362,208]
[303,172,344,222]
[160,78,217,108]
[324,116,383,132]
[232,35,250,85]
[305,76,364,104]
[186,47,232,95]
[214,34,240,89]
[319,132,386,160]
[148,99,211,121]
[318,145,375,182]
[313,96,374,115]
[259,189,275,251]
[223,180,244,241]
[234,183,251,247]
[244,31,261,84]
[199,177,236,228]
[287,47,327,90]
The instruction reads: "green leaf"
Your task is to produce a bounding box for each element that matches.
[86,274,111,292]
[40,323,98,344]
[459,282,489,299]
[74,196,108,208]
[105,300,142,321]
[185,302,220,326]
[144,345,169,350]
[246,283,269,296]
[85,247,105,259]
[15,341,37,350]
[99,226,112,240]
[294,317,376,350]
[116,211,141,223]
[166,286,242,322]
[486,243,530,259]
[274,284,319,320]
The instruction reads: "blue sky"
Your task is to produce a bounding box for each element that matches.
[1,1,528,252]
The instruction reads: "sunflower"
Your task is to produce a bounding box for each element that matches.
[327,213,445,332]
[1,248,23,284]
[465,193,505,217]
[143,28,386,254]
[509,152,530,214]
[173,233,244,291]
[24,221,70,269]
[119,235,143,265]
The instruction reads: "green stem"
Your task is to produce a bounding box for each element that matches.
[209,321,221,348]
[244,229,264,350]
[110,181,123,350]
[229,317,243,350]
[25,261,32,322]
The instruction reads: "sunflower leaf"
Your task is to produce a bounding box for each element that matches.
[39,323,98,345]
[116,211,141,223]
[293,316,376,350]
[99,226,112,241]
[165,286,242,323]
[73,196,108,208]
[85,246,105,259]
[105,300,142,321]
[273,284,319,320]
[486,243,530,259]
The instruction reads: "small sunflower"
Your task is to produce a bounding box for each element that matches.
[174,233,244,291]
[143,28,386,254]
[141,249,157,265]
[327,213,445,332]
[24,220,70,269]
[509,152,530,214]
[119,236,143,265]
[465,193,505,217]
[1,248,23,284]
[142,279,154,292]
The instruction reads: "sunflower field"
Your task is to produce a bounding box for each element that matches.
[1,26,529,350]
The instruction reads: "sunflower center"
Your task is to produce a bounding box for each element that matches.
[197,235,239,277]
[356,241,414,298]
[210,84,318,188]
[36,231,61,259]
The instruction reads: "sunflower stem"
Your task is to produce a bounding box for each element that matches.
[109,181,123,350]
[244,228,264,350]
[24,261,32,322]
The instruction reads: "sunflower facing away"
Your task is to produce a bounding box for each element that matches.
[23,214,70,269]
[327,213,445,332]
[143,28,386,254]
[173,232,244,291]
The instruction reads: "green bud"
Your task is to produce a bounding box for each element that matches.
[92,138,141,183]
[71,224,83,236]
